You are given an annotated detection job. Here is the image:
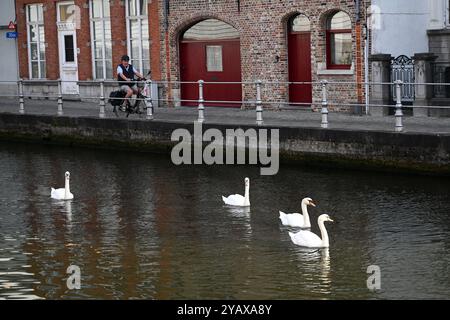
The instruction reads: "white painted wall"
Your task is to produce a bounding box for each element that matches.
[0,0,19,94]
[371,0,429,57]
[428,0,448,29]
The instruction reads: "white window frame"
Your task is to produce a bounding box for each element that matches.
[89,0,112,79]
[26,4,46,79]
[125,0,150,73]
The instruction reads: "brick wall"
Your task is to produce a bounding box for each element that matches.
[43,1,59,79]
[75,0,92,80]
[158,0,369,111]
[149,0,162,80]
[110,0,127,76]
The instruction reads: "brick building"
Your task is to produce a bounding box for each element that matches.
[15,0,160,98]
[13,0,369,111]
[159,0,369,111]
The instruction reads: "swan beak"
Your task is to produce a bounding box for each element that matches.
[329,218,334,222]
[310,201,316,207]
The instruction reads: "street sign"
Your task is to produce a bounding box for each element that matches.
[8,21,16,30]
[6,32,18,39]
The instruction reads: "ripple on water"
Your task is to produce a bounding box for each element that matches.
[0,143,450,299]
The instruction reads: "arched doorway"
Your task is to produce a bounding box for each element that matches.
[288,14,312,106]
[180,19,242,107]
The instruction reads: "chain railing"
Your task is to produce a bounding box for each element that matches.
[1,79,450,132]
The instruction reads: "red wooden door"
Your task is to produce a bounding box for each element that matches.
[288,32,312,105]
[180,40,242,107]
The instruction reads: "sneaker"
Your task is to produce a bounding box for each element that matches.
[119,106,126,112]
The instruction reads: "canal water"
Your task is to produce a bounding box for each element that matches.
[0,141,449,300]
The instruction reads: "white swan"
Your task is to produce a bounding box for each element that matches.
[279,197,316,228]
[222,177,250,207]
[289,214,334,248]
[51,171,74,200]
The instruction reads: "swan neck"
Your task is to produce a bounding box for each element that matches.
[301,202,311,227]
[318,220,329,248]
[244,183,250,206]
[65,177,70,198]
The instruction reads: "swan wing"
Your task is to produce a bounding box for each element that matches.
[279,211,304,227]
[289,230,323,248]
[222,194,245,206]
[51,188,73,200]
[51,188,66,200]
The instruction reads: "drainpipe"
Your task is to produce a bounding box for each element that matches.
[13,0,19,82]
[355,0,364,114]
[355,0,361,22]
[364,24,370,115]
[164,0,169,31]
[164,0,172,106]
[363,0,370,115]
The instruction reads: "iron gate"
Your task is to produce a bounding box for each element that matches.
[391,55,415,103]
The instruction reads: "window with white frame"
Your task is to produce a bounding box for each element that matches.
[126,0,150,75]
[90,0,112,79]
[26,4,46,79]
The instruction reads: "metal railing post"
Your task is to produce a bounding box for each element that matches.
[394,80,404,132]
[18,79,25,114]
[255,80,263,126]
[198,80,205,123]
[99,80,105,118]
[57,79,63,116]
[321,80,329,129]
[146,80,154,120]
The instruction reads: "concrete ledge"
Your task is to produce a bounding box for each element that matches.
[0,113,449,176]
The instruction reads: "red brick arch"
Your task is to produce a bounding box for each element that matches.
[171,15,241,46]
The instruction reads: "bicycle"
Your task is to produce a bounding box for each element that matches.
[109,73,152,118]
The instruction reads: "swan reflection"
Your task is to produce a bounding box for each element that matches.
[223,206,252,238]
[292,247,332,295]
[52,200,73,223]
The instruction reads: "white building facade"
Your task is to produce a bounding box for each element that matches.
[0,0,19,96]
[371,0,449,57]
[370,0,450,114]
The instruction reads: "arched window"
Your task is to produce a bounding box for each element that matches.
[182,19,239,41]
[326,11,352,69]
[289,14,310,33]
